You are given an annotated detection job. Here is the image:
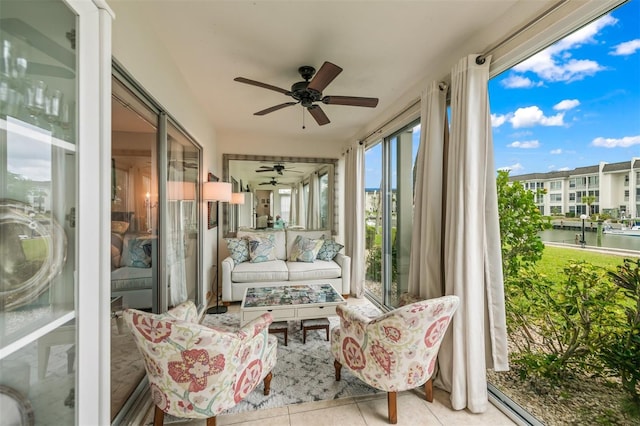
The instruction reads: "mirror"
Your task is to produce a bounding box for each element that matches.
[222,154,338,237]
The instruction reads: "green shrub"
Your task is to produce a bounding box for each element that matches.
[602,259,640,411]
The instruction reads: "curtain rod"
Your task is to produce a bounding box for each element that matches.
[359,82,449,144]
[476,0,569,64]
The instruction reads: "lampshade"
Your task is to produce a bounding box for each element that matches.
[167,181,196,200]
[203,181,232,202]
[230,192,245,205]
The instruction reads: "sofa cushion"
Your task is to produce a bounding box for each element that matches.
[232,259,289,282]
[238,229,286,260]
[287,260,342,281]
[247,234,277,263]
[225,238,249,264]
[286,230,331,258]
[288,235,324,262]
[121,233,153,268]
[316,239,344,261]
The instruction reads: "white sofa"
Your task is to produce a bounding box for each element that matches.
[221,229,351,302]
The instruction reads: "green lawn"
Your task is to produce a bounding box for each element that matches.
[539,245,628,283]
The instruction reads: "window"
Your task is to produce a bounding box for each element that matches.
[550,194,562,203]
[569,178,576,189]
[588,175,599,186]
[625,174,630,187]
[625,190,629,201]
[549,181,562,190]
[569,192,576,201]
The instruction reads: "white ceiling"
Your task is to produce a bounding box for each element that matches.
[109,0,557,145]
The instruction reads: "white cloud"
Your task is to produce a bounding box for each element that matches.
[610,39,640,56]
[509,140,540,149]
[498,163,524,173]
[554,99,580,110]
[491,113,510,128]
[550,149,563,154]
[592,135,640,148]
[510,14,616,83]
[509,106,565,128]
[501,75,540,88]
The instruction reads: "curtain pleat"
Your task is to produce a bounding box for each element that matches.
[407,82,448,301]
[345,144,365,297]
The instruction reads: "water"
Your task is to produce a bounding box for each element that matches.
[539,228,640,252]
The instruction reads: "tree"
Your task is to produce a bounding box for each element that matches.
[496,170,551,278]
[583,195,596,216]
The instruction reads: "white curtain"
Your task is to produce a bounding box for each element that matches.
[290,185,298,225]
[167,203,188,305]
[306,172,320,229]
[344,143,365,297]
[437,54,509,412]
[407,82,448,301]
[297,182,306,228]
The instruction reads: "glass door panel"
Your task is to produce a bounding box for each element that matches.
[0,0,78,423]
[110,77,158,420]
[166,121,200,306]
[364,141,383,302]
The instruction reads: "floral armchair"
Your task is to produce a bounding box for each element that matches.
[331,295,459,424]
[123,301,277,426]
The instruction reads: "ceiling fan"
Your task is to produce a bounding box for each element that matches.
[255,163,301,175]
[234,61,379,127]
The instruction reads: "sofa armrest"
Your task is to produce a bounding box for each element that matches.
[333,253,351,295]
[221,256,235,302]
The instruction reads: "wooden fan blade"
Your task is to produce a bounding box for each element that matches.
[307,62,342,93]
[255,169,273,172]
[322,96,379,108]
[234,77,291,95]
[308,105,330,126]
[254,102,298,116]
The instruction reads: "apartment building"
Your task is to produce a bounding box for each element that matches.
[509,157,640,218]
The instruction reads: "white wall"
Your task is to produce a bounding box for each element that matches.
[110,2,221,307]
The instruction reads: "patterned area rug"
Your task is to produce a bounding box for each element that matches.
[198,302,384,415]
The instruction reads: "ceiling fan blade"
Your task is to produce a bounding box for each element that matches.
[307,62,342,93]
[234,77,291,95]
[308,105,330,126]
[254,102,298,116]
[255,169,274,172]
[322,96,379,108]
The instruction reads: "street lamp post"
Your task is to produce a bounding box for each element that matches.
[580,214,588,248]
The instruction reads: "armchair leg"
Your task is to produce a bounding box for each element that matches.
[263,372,273,395]
[153,406,164,426]
[206,417,216,426]
[387,391,397,424]
[334,360,342,381]
[424,378,433,402]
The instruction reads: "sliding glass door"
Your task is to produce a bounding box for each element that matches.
[364,120,420,308]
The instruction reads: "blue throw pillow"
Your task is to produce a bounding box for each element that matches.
[316,239,344,261]
[225,238,249,264]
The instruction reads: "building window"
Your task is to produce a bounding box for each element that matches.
[569,192,575,201]
[550,206,562,215]
[550,194,562,203]
[588,175,599,186]
[625,174,630,187]
[625,190,629,201]
[569,178,576,189]
[549,181,562,190]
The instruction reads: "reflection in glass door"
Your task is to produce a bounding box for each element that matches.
[166,121,200,306]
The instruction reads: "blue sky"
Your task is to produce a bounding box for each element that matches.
[491,0,640,176]
[366,0,640,187]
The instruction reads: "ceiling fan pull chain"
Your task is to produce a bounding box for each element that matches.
[302,107,306,129]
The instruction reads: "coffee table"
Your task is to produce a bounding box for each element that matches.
[240,284,346,326]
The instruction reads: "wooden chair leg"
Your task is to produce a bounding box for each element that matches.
[424,378,433,402]
[334,359,342,381]
[263,371,273,395]
[153,405,164,426]
[387,391,397,424]
[206,417,216,426]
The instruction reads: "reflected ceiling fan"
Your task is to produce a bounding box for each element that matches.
[255,163,301,175]
[259,177,281,186]
[234,61,379,127]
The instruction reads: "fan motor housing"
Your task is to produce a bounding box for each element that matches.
[291,81,321,107]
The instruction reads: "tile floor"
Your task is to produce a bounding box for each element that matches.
[145,296,519,426]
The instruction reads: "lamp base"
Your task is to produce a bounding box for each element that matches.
[206,305,228,315]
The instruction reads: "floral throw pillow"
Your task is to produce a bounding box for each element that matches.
[288,235,324,262]
[225,238,249,264]
[316,239,344,261]
[248,235,277,263]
